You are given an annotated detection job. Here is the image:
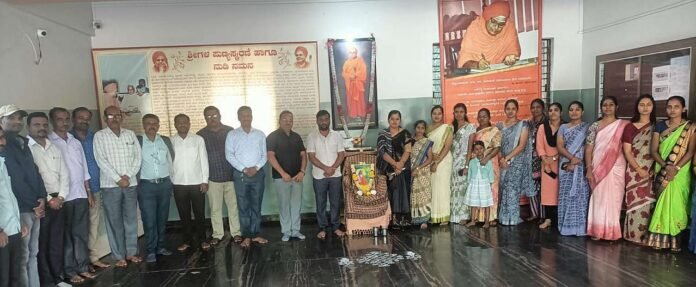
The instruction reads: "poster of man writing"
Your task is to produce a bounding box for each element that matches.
[328,38,378,130]
[439,0,541,122]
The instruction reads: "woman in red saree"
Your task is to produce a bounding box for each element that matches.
[621,95,656,245]
[585,96,628,241]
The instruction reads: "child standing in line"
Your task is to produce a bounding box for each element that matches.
[465,141,495,228]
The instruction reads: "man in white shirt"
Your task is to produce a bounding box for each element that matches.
[47,108,96,284]
[93,106,142,268]
[0,126,28,287]
[171,114,210,251]
[26,112,70,286]
[225,106,268,248]
[306,110,345,239]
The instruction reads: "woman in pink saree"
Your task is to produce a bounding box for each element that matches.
[585,96,628,241]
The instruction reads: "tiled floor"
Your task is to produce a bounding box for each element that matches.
[84,222,696,286]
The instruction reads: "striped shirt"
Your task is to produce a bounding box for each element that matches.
[93,127,141,188]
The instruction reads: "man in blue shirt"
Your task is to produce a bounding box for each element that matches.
[0,126,28,287]
[69,107,110,269]
[137,114,174,263]
[0,104,46,287]
[225,106,268,248]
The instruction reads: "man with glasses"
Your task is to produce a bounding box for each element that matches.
[136,114,174,263]
[197,106,242,245]
[93,106,142,268]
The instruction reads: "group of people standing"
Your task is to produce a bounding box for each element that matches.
[0,104,347,287]
[377,95,696,254]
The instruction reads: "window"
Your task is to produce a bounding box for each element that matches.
[433,43,442,105]
[541,38,552,104]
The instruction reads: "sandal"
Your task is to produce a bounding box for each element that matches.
[334,229,345,237]
[127,256,142,263]
[240,238,251,248]
[79,272,96,279]
[177,244,190,252]
[317,230,326,239]
[233,235,243,244]
[92,260,110,269]
[201,242,211,250]
[70,275,85,284]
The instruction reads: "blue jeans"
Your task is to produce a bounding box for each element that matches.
[313,177,342,231]
[138,178,173,255]
[20,212,40,287]
[233,169,265,238]
[101,187,139,260]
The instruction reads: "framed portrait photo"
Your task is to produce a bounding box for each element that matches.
[328,37,378,130]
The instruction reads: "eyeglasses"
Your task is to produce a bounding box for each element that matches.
[106,114,122,119]
[205,114,219,119]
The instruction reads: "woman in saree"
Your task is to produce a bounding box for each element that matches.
[472,108,501,226]
[411,120,434,229]
[428,105,454,224]
[450,103,477,224]
[621,94,656,245]
[497,99,530,226]
[647,96,695,252]
[526,99,546,221]
[536,102,562,229]
[377,110,414,227]
[585,96,629,241]
[556,101,590,236]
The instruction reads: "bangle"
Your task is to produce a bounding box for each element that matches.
[675,165,681,171]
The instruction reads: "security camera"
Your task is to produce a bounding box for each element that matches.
[37,29,47,37]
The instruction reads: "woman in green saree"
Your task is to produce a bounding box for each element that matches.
[646,96,696,252]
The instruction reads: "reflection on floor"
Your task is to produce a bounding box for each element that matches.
[84,222,696,286]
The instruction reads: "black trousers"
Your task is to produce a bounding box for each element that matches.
[0,233,24,287]
[63,199,90,277]
[38,206,65,285]
[173,185,207,247]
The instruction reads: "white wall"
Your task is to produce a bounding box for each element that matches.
[91,0,440,102]
[541,0,583,91]
[581,0,696,89]
[0,1,96,109]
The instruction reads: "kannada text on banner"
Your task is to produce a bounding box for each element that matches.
[92,42,319,138]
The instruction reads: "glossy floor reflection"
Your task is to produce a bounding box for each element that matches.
[84,222,696,286]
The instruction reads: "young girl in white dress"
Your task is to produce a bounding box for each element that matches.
[465,141,495,228]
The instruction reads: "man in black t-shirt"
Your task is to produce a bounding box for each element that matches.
[266,111,307,242]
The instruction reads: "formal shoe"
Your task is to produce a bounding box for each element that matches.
[145,253,157,263]
[281,234,291,242]
[157,248,173,256]
[293,232,306,240]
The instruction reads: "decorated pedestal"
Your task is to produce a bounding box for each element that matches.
[342,151,391,235]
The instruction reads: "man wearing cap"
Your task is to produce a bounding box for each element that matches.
[0,104,47,287]
[0,125,29,287]
[457,0,521,70]
[25,112,70,286]
[93,106,142,268]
